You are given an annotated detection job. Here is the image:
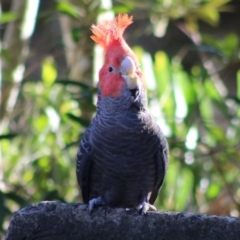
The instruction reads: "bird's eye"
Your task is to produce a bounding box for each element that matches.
[108,66,113,72]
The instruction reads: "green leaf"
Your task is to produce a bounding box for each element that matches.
[204,79,221,101]
[237,70,240,99]
[205,0,230,8]
[154,51,170,96]
[71,27,81,43]
[66,113,90,127]
[222,33,239,58]
[56,1,81,19]
[42,57,57,86]
[23,171,34,182]
[0,134,18,140]
[197,6,219,26]
[0,12,18,24]
[33,115,48,132]
[207,182,221,199]
[5,192,28,207]
[175,168,194,210]
[197,0,230,26]
[112,4,134,13]
[207,126,227,141]
[42,190,65,202]
[55,79,95,90]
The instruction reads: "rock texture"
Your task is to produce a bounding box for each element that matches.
[6,201,240,240]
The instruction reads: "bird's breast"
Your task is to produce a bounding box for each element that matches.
[88,111,159,207]
[89,111,159,176]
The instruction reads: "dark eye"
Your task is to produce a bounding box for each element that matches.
[108,66,113,72]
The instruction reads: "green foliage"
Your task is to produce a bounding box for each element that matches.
[55,1,82,19]
[144,49,240,212]
[0,12,19,24]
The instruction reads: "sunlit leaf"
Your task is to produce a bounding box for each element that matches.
[175,168,194,211]
[194,81,214,122]
[38,157,49,169]
[222,33,239,58]
[42,57,57,87]
[207,126,227,141]
[60,101,75,114]
[33,115,48,132]
[197,6,219,26]
[23,171,34,182]
[154,51,170,96]
[56,1,81,19]
[178,72,196,105]
[204,79,221,101]
[207,182,221,199]
[196,0,230,26]
[112,4,134,13]
[205,0,230,8]
[165,160,179,210]
[0,12,18,24]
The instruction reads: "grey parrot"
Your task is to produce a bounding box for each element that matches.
[76,14,169,214]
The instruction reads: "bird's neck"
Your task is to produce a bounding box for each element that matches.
[97,86,147,114]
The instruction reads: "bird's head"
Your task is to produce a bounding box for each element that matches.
[91,14,145,98]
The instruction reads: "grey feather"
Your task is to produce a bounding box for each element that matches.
[76,84,169,210]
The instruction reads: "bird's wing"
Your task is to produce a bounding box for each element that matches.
[149,132,169,204]
[76,124,93,203]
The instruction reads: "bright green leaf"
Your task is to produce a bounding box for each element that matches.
[56,1,81,18]
[23,171,33,182]
[197,7,219,26]
[0,12,18,24]
[33,115,48,132]
[222,33,239,58]
[205,0,230,8]
[42,57,57,87]
[154,51,170,96]
[175,168,194,210]
[204,79,221,101]
[207,182,221,199]
[208,126,226,141]
[38,157,49,168]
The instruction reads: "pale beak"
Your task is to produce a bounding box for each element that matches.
[120,56,139,90]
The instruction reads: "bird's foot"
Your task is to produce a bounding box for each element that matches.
[89,197,106,214]
[138,202,157,215]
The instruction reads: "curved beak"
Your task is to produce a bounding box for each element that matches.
[120,56,139,90]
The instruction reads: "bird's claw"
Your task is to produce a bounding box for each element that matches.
[138,202,157,215]
[89,197,106,214]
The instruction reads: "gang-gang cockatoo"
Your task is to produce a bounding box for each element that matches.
[76,14,169,214]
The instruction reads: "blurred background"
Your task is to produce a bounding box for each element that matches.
[1,0,240,236]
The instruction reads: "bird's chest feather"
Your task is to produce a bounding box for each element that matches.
[89,111,159,169]
[88,111,159,204]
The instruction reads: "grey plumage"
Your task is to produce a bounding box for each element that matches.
[76,85,169,212]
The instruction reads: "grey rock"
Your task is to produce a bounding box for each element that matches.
[6,201,240,240]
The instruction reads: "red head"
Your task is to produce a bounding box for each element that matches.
[91,14,144,97]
